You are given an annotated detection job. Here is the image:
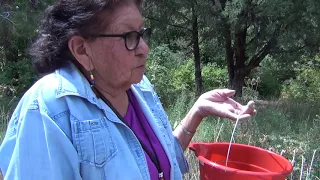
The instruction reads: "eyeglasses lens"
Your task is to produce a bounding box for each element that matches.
[125,28,151,50]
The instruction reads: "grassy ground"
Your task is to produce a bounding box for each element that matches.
[0,96,17,141]
[0,94,319,179]
[0,96,18,180]
[167,93,320,180]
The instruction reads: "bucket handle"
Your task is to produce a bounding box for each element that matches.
[188,142,206,157]
[189,143,196,152]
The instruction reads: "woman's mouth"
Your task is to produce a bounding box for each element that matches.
[137,64,145,69]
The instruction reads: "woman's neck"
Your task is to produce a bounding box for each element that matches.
[79,66,130,117]
[95,85,129,117]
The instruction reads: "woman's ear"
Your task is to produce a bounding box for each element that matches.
[68,35,92,71]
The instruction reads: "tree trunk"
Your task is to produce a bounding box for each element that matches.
[192,4,202,97]
[218,0,281,98]
[231,70,246,97]
[224,22,234,89]
[232,26,247,97]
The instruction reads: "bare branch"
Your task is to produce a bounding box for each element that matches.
[245,19,289,70]
[270,45,308,54]
[145,16,192,32]
[150,1,192,23]
[246,28,261,47]
[0,14,15,26]
[169,8,192,23]
[214,0,222,10]
[246,38,274,71]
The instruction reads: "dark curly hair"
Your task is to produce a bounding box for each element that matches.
[29,0,142,74]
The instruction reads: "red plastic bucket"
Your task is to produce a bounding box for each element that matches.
[189,142,293,180]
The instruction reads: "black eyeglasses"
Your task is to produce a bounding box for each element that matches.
[92,28,152,51]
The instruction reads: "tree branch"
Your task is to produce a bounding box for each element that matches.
[211,0,229,12]
[145,16,192,32]
[0,14,15,26]
[170,8,192,23]
[214,0,222,10]
[245,38,274,71]
[245,18,293,71]
[246,33,259,47]
[270,45,308,54]
[150,1,192,23]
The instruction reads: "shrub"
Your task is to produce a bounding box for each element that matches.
[242,86,259,102]
[202,63,228,92]
[172,59,195,93]
[147,44,232,106]
[281,68,320,103]
[257,56,295,98]
[0,58,37,97]
[146,44,189,106]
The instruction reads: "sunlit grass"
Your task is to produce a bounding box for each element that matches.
[0,107,10,142]
[0,96,16,143]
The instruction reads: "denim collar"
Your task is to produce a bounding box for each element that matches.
[55,62,92,99]
[54,62,154,123]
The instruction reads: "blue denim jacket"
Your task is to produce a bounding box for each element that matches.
[0,63,189,180]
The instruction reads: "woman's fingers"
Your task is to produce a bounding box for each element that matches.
[227,99,256,115]
[217,89,236,98]
[242,100,256,115]
[205,89,235,102]
[219,100,255,121]
[224,109,252,121]
[197,90,257,121]
[203,101,253,121]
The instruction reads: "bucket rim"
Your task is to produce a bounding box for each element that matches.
[189,142,293,176]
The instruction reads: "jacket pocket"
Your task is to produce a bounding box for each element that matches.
[72,117,117,167]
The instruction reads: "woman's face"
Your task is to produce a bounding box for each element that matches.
[88,4,149,90]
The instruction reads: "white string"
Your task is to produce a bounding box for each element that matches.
[300,155,305,180]
[306,150,317,179]
[290,149,296,180]
[225,110,244,171]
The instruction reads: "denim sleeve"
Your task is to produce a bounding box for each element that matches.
[0,106,81,180]
[173,136,189,174]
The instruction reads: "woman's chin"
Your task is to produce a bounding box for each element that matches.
[132,68,145,81]
[132,74,144,84]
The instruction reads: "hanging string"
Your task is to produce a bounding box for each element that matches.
[225,109,244,171]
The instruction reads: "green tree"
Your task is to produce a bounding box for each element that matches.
[144,0,205,96]
[144,0,320,97]
[0,0,54,95]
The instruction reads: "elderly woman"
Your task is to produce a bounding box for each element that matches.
[0,0,255,179]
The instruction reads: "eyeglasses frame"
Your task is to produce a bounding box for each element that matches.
[90,27,152,51]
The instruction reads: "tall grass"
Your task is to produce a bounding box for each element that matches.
[0,96,16,180]
[167,94,320,180]
[0,96,16,143]
[0,107,10,142]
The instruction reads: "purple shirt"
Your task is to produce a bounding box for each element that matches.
[124,90,171,180]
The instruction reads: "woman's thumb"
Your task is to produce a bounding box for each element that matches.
[221,89,236,97]
[218,89,236,97]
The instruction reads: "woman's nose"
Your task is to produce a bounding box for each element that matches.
[135,37,149,55]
